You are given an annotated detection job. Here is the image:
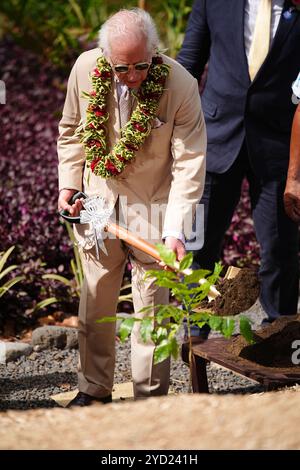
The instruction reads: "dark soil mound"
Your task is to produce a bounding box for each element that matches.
[228,315,300,369]
[208,268,260,316]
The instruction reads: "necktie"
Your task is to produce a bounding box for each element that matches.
[119,86,132,129]
[248,0,272,81]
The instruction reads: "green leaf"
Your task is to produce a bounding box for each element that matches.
[189,285,212,307]
[120,283,132,292]
[97,316,118,324]
[140,304,182,325]
[144,269,176,282]
[221,317,235,338]
[140,317,153,343]
[0,246,15,274]
[155,326,168,343]
[68,0,85,27]
[154,340,170,364]
[191,311,211,324]
[207,262,223,285]
[169,336,179,360]
[184,269,211,284]
[0,264,18,280]
[139,305,155,314]
[154,278,180,289]
[34,297,58,311]
[179,252,193,271]
[0,276,25,298]
[155,243,176,267]
[117,294,133,303]
[159,305,184,323]
[42,274,72,286]
[119,317,135,342]
[209,315,223,332]
[239,316,255,344]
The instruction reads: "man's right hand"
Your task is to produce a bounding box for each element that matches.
[284,179,300,223]
[58,189,83,217]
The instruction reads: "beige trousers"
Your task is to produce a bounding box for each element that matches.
[74,224,170,399]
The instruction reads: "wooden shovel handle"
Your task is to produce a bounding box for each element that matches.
[106,222,220,299]
[106,222,161,262]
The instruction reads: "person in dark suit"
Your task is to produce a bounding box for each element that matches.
[177,0,300,330]
[285,102,300,222]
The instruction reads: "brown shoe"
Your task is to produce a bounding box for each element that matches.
[67,391,112,407]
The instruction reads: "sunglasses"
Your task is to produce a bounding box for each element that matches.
[112,62,151,74]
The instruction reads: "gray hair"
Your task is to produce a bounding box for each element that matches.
[98,8,159,57]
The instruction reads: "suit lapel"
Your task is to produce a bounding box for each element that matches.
[269,0,299,54]
[235,0,249,76]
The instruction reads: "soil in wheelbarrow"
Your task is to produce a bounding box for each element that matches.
[201,268,260,316]
[228,314,300,371]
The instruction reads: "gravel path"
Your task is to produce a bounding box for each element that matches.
[1,303,279,410]
[0,336,266,411]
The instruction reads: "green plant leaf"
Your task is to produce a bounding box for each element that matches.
[239,316,255,344]
[161,305,184,323]
[68,0,86,28]
[154,340,170,364]
[120,283,132,292]
[169,336,179,360]
[154,326,168,344]
[208,315,223,332]
[117,294,133,303]
[145,270,177,285]
[184,268,211,284]
[96,316,118,324]
[0,276,25,298]
[119,317,135,342]
[42,274,72,286]
[34,297,58,311]
[140,317,153,343]
[191,311,211,324]
[221,317,235,338]
[156,243,176,267]
[0,264,18,280]
[207,262,223,285]
[153,278,180,289]
[179,252,193,271]
[0,246,15,274]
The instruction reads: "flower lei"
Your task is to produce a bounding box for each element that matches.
[78,55,170,178]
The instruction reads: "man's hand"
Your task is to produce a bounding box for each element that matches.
[58,189,83,217]
[164,236,186,261]
[284,179,300,223]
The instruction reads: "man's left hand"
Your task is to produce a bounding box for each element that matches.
[164,236,186,261]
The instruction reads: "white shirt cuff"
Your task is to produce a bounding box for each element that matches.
[162,231,186,246]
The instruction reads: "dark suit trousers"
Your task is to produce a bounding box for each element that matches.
[194,142,299,320]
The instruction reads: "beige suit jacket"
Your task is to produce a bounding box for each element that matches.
[57,49,206,238]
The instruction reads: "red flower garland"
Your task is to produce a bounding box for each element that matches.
[78,55,170,178]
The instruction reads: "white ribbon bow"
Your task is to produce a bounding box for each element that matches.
[80,196,113,258]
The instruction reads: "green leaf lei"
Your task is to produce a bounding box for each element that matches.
[78,55,170,178]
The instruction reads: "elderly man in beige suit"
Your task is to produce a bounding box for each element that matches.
[57,8,206,406]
